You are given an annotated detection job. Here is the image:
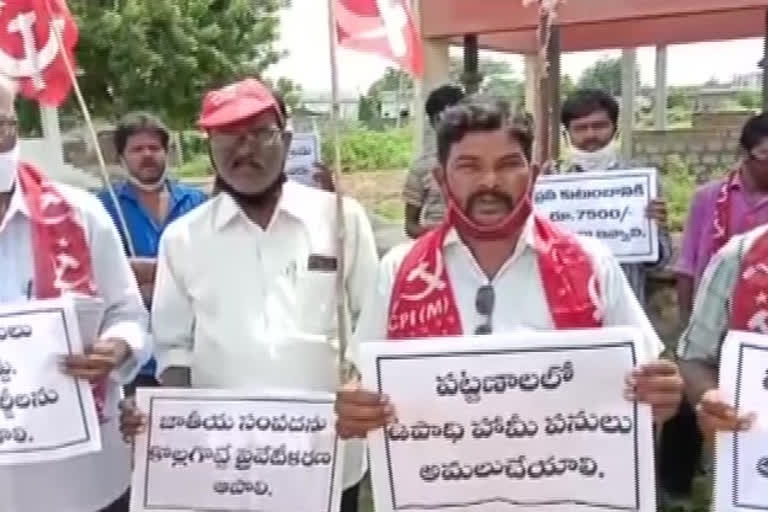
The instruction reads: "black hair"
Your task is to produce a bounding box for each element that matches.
[436,95,533,166]
[426,85,465,125]
[561,88,620,129]
[114,112,170,155]
[740,113,768,152]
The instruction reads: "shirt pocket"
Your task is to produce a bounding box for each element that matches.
[296,270,337,335]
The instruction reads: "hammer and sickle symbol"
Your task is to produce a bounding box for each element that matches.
[401,250,446,302]
[0,12,66,90]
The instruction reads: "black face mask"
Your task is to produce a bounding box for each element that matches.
[214,172,287,207]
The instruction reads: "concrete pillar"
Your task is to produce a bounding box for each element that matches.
[524,54,538,115]
[654,45,668,130]
[39,105,64,167]
[413,37,450,155]
[762,10,768,111]
[621,48,637,163]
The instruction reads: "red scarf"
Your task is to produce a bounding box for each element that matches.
[713,163,745,254]
[387,214,603,339]
[730,226,768,333]
[17,163,107,421]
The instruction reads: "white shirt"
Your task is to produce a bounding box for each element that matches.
[152,181,379,490]
[356,218,664,363]
[0,181,150,512]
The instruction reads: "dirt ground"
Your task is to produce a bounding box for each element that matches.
[341,170,406,222]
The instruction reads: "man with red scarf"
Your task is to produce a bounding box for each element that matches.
[0,76,150,511]
[337,97,683,439]
[678,222,768,438]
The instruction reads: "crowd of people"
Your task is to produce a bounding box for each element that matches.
[1,67,767,511]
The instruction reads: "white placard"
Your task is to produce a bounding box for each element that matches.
[535,169,659,263]
[285,132,321,187]
[130,388,343,512]
[360,328,656,512]
[715,331,768,512]
[0,299,101,465]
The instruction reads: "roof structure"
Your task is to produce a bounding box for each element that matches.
[421,0,768,52]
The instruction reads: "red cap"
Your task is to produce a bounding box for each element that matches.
[197,78,281,129]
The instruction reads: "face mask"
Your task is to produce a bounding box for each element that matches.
[0,144,19,193]
[444,172,534,242]
[569,142,619,171]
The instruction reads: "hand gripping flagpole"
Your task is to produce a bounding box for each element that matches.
[43,0,136,257]
[327,0,353,384]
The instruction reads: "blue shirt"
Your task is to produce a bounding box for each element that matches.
[97,180,207,377]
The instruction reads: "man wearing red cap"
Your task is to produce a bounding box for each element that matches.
[134,78,378,510]
[336,97,683,442]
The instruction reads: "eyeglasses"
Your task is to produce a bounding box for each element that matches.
[474,285,495,335]
[211,127,282,149]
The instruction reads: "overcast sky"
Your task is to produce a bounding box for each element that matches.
[268,0,765,96]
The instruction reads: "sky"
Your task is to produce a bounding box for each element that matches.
[268,0,765,97]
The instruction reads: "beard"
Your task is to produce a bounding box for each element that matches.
[214,172,287,207]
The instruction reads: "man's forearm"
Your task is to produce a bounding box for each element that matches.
[679,359,718,405]
[160,366,191,388]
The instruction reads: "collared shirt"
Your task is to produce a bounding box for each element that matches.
[403,150,445,228]
[152,181,379,490]
[97,180,206,377]
[0,181,150,512]
[675,170,768,285]
[355,216,664,365]
[677,224,768,365]
[560,160,673,306]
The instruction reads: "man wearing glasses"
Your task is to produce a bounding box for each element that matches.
[336,96,683,438]
[127,78,378,512]
[0,77,150,511]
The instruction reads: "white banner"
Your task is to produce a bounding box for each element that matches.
[130,388,343,512]
[360,328,656,512]
[535,169,659,263]
[0,299,101,465]
[286,132,321,188]
[715,331,768,512]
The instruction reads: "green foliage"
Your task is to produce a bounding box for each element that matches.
[176,152,211,177]
[321,128,412,172]
[660,155,697,233]
[263,76,304,112]
[68,0,288,128]
[577,56,638,97]
[736,90,762,111]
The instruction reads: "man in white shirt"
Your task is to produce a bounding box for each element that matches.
[336,96,683,439]
[0,78,150,511]
[126,78,378,511]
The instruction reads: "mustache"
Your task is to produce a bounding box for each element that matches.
[467,190,515,210]
[233,155,265,169]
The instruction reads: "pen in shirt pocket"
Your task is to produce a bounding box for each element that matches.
[25,279,32,300]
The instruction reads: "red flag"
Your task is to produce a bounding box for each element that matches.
[335,0,423,77]
[0,0,78,106]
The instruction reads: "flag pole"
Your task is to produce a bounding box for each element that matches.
[44,0,135,257]
[326,0,352,383]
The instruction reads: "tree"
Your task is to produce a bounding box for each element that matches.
[263,77,304,112]
[560,74,576,100]
[577,56,638,96]
[68,0,289,129]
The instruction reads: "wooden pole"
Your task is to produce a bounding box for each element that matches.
[326,0,351,383]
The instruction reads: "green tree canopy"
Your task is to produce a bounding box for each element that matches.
[69,0,289,129]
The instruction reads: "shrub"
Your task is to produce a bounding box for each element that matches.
[321,127,413,171]
[660,155,697,233]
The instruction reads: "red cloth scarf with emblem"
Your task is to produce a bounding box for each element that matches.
[387,215,603,339]
[17,162,107,421]
[712,162,745,254]
[730,227,768,333]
